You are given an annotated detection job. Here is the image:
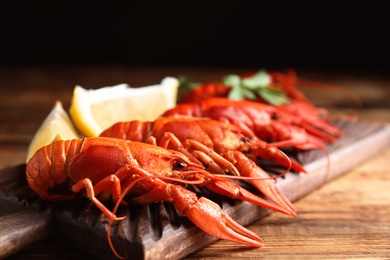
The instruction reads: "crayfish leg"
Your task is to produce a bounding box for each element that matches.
[72,178,126,222]
[186,139,240,176]
[157,132,203,165]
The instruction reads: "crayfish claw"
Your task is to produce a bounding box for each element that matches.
[206,176,297,217]
[225,151,297,216]
[257,181,297,216]
[171,185,264,247]
[222,210,264,246]
[185,196,264,247]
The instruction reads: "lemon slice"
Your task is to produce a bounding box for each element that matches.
[26,101,79,162]
[69,77,179,137]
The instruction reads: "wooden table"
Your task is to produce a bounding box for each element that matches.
[1,66,389,259]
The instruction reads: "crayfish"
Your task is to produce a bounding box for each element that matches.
[25,69,346,258]
[100,117,300,216]
[175,69,344,150]
[162,97,337,151]
[26,137,276,258]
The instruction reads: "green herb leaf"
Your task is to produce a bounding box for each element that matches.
[180,70,289,106]
[241,87,257,100]
[223,74,241,87]
[222,70,289,105]
[228,86,245,100]
[241,70,271,89]
[257,88,289,106]
[178,76,199,90]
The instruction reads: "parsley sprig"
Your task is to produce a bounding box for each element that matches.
[223,70,289,106]
[178,76,199,90]
[179,70,290,106]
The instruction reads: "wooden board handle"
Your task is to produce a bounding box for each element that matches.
[0,208,54,258]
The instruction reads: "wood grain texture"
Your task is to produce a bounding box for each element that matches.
[0,209,53,259]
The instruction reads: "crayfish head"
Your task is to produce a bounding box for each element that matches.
[131,143,204,178]
[168,151,205,179]
[172,156,204,171]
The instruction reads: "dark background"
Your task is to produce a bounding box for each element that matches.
[1,2,389,73]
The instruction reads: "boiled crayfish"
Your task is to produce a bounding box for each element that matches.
[26,69,344,258]
[100,117,299,216]
[26,137,278,258]
[176,69,343,149]
[162,97,336,152]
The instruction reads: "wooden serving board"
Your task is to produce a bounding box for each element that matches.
[1,120,390,260]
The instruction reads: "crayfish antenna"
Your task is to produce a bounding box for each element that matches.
[270,138,331,187]
[243,141,307,173]
[106,176,156,260]
[297,78,363,108]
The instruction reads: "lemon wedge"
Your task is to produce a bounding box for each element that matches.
[26,101,79,162]
[69,77,179,137]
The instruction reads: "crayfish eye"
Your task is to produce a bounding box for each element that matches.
[271,112,280,120]
[172,159,187,171]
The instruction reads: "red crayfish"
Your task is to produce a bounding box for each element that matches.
[175,69,343,149]
[26,137,280,258]
[163,98,335,151]
[100,117,299,216]
[25,69,347,258]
